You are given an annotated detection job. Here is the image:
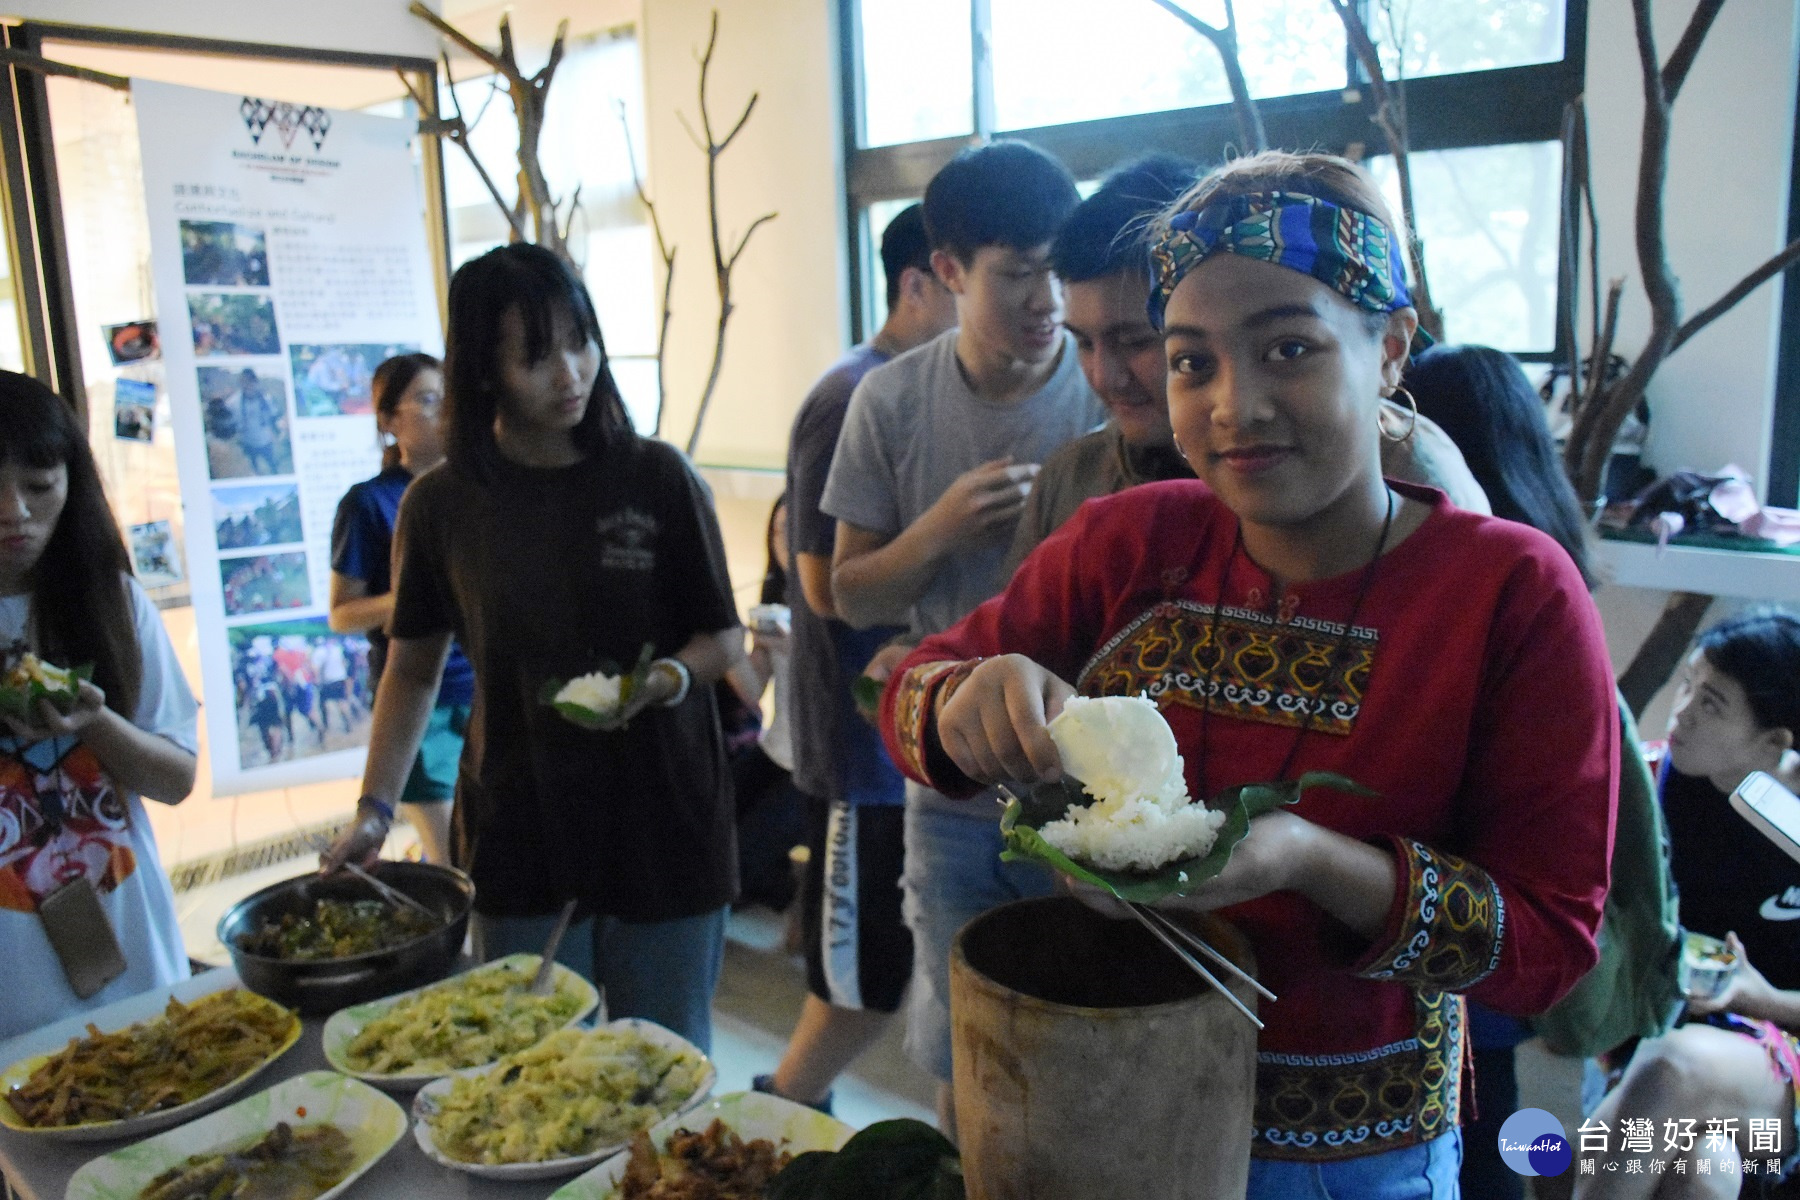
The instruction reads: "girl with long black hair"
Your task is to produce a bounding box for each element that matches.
[0,371,198,1037]
[323,244,742,1051]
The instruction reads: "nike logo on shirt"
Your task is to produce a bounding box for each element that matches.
[1759,889,1800,921]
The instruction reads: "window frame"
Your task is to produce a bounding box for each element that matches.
[1,20,446,417]
[1770,78,1800,509]
[839,0,1589,361]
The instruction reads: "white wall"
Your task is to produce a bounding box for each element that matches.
[640,0,847,469]
[1582,0,1799,496]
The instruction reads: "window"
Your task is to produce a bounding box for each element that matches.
[441,26,662,432]
[989,0,1344,133]
[843,0,1587,358]
[1369,141,1564,354]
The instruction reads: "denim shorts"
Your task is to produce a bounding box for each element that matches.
[900,788,1055,1081]
[1248,1130,1464,1199]
[468,906,727,1053]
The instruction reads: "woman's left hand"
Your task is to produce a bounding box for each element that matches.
[1156,810,1312,913]
[3,679,107,742]
[1057,811,1312,917]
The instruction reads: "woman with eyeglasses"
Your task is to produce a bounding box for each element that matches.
[328,352,472,866]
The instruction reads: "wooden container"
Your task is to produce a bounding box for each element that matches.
[950,896,1259,1200]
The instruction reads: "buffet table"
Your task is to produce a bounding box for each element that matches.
[0,967,581,1200]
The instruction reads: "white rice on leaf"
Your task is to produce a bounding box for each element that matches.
[1041,695,1225,873]
[555,670,624,715]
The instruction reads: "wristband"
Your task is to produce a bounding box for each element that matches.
[357,795,396,824]
[653,658,692,708]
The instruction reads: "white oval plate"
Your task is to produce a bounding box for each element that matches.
[550,1091,856,1199]
[410,1019,715,1181]
[0,989,301,1144]
[64,1070,406,1200]
[320,954,599,1091]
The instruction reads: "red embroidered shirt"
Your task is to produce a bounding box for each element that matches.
[882,480,1618,1160]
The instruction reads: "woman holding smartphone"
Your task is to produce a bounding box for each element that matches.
[0,371,198,1038]
[323,244,742,1051]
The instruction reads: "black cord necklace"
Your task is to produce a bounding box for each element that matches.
[1193,487,1397,796]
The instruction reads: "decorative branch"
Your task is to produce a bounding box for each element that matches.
[1145,0,1267,153]
[1670,238,1800,354]
[1323,0,1444,342]
[0,47,130,91]
[619,99,677,436]
[409,2,578,264]
[684,10,777,457]
[411,55,526,244]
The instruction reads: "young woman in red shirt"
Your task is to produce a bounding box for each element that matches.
[880,151,1619,1196]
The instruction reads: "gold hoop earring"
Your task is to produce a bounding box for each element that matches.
[1383,385,1418,443]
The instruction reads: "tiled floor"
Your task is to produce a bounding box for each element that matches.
[175,848,937,1130]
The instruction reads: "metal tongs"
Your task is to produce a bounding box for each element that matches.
[999,783,1274,1030]
[343,861,439,922]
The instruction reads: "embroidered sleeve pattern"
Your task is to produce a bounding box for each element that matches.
[1353,838,1506,992]
[890,658,979,789]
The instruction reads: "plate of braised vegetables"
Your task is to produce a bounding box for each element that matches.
[0,988,300,1143]
[64,1071,406,1200]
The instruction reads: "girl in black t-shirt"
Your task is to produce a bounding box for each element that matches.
[323,244,743,1052]
[1578,609,1800,1192]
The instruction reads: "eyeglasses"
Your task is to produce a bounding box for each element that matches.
[403,391,444,416]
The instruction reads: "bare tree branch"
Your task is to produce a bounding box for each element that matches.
[410,1,506,74]
[1670,237,1800,354]
[675,110,707,153]
[1660,0,1726,102]
[0,47,130,90]
[686,9,776,456]
[1144,0,1267,153]
[1323,0,1442,341]
[433,52,526,243]
[726,212,779,272]
[619,99,677,435]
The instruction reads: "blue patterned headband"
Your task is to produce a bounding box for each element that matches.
[1147,190,1415,331]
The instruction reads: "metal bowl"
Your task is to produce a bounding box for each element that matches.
[217,861,474,1015]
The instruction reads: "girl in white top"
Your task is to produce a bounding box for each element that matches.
[0,371,199,1039]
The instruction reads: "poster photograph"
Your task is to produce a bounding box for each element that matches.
[180,219,271,287]
[188,292,280,357]
[212,481,303,550]
[198,364,292,477]
[113,378,157,443]
[129,520,184,588]
[228,617,373,768]
[103,319,160,365]
[220,551,312,617]
[138,79,440,793]
[290,343,416,416]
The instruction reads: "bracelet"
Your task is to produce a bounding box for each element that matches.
[653,658,692,708]
[357,795,396,824]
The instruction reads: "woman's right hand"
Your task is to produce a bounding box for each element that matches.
[936,654,1072,785]
[318,809,389,874]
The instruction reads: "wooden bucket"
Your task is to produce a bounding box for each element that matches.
[949,896,1259,1200]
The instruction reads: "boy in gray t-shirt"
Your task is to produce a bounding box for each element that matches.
[820,140,1103,1123]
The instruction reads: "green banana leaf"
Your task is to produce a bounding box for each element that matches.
[999,771,1374,904]
[0,661,92,720]
[768,1119,963,1200]
[537,644,655,729]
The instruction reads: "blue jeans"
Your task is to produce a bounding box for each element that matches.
[1248,1131,1464,1200]
[469,907,727,1053]
[900,790,1055,1080]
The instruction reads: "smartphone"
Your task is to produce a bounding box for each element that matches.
[38,876,128,998]
[1730,771,1800,868]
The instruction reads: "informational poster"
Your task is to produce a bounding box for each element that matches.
[135,80,441,795]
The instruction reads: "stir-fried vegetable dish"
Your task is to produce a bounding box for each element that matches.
[4,990,298,1128]
[137,1122,355,1200]
[239,897,438,961]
